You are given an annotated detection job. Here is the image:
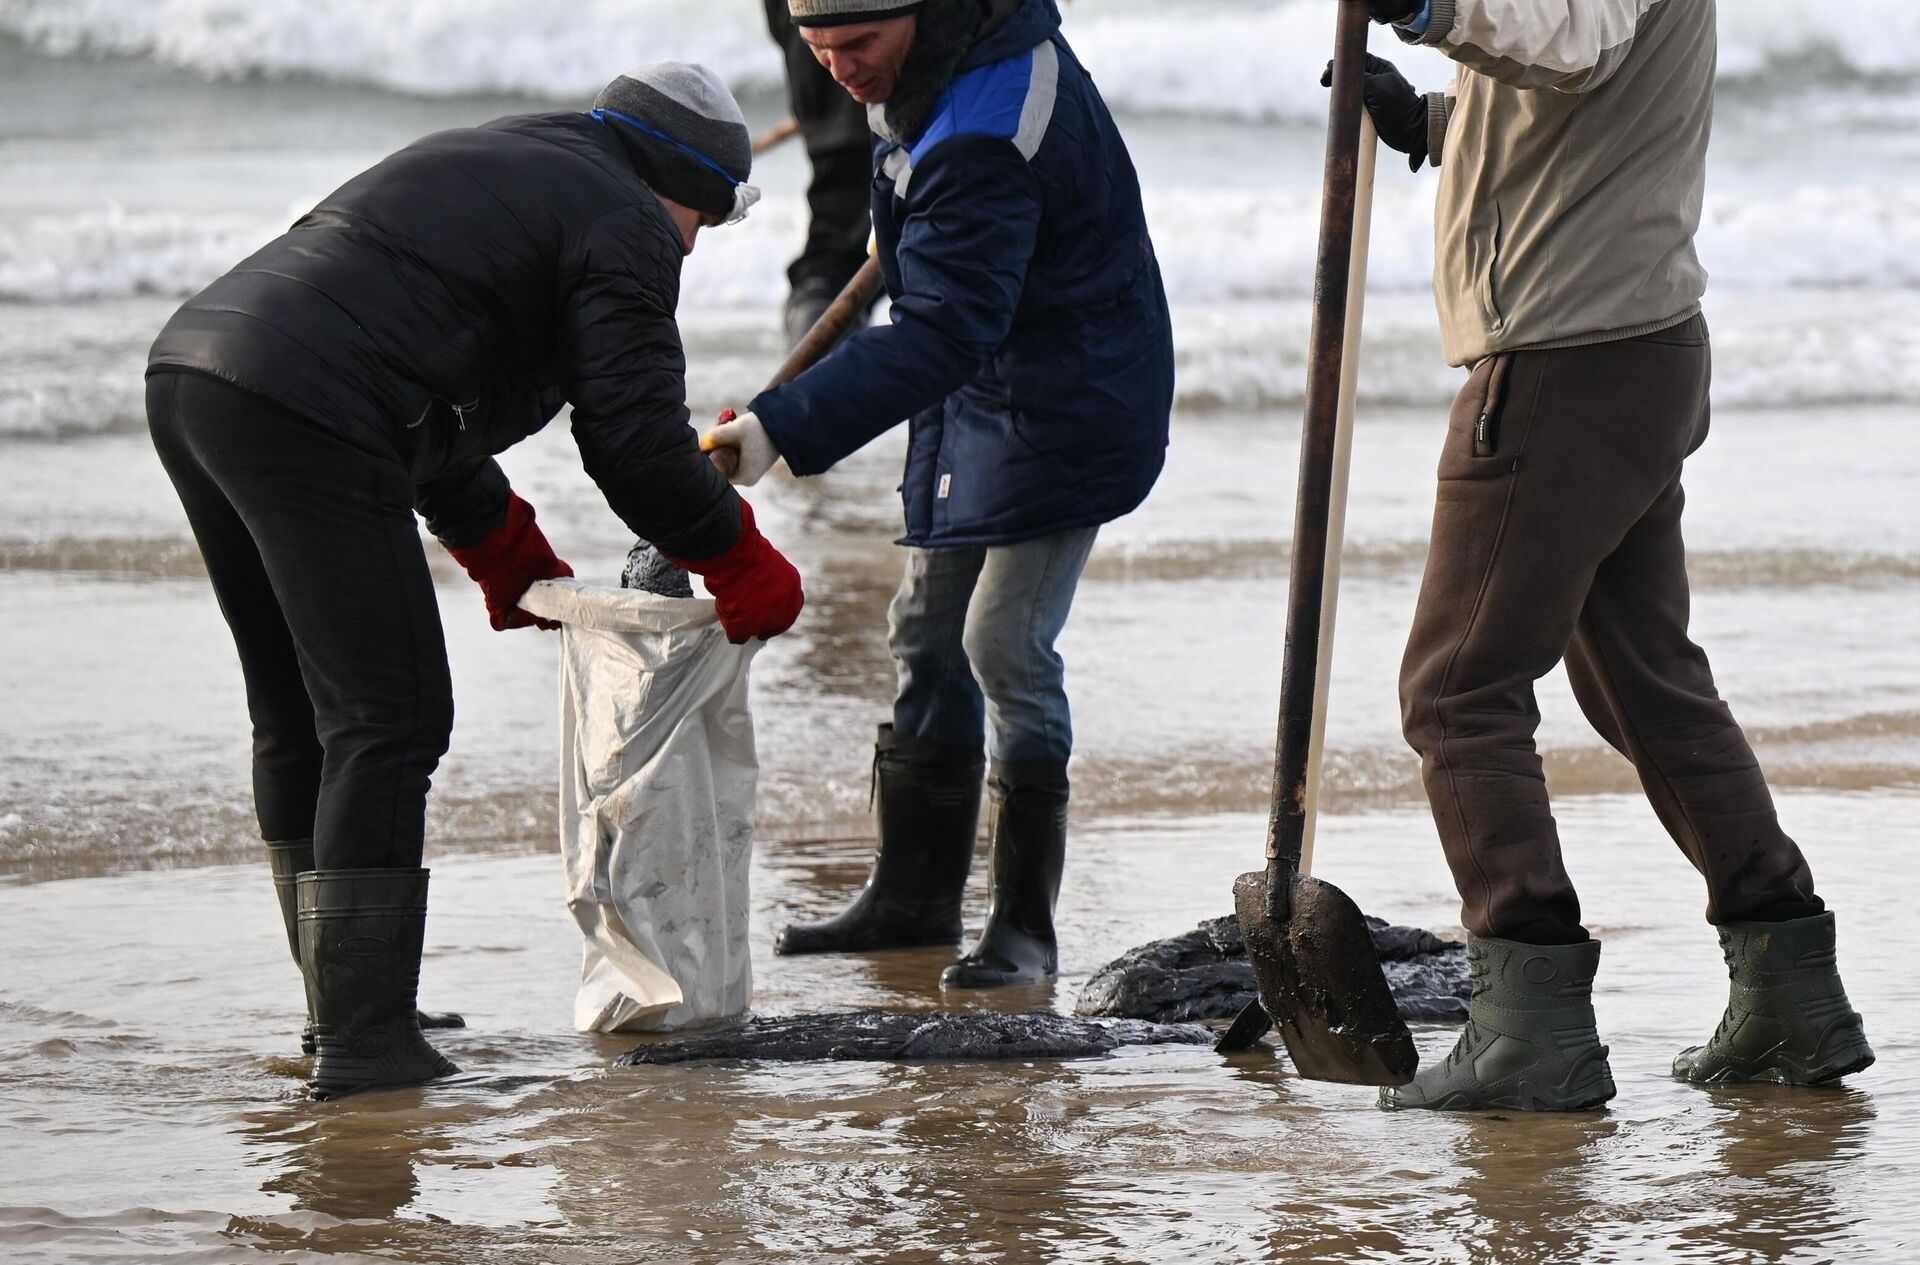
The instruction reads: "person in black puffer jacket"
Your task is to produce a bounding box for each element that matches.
[145,62,803,1100]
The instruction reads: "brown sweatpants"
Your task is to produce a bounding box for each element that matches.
[1399,315,1822,942]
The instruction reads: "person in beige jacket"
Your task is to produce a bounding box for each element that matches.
[1344,0,1875,1111]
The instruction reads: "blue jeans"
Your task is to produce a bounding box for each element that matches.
[888,527,1100,765]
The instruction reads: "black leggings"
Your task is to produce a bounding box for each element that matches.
[146,371,453,870]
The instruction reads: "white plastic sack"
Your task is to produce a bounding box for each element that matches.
[518,578,760,1033]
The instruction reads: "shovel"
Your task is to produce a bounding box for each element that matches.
[706,256,884,480]
[1214,0,1417,1086]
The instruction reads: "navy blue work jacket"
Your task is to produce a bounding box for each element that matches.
[750,0,1174,547]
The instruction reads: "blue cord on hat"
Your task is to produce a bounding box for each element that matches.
[592,106,743,186]
[591,106,760,223]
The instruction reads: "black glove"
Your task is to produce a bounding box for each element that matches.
[1322,54,1430,172]
[1362,0,1422,21]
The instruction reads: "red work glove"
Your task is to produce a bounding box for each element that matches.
[445,493,574,631]
[668,498,803,643]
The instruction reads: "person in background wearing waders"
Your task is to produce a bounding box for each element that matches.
[702,0,1174,988]
[144,63,805,1099]
[1338,0,1875,1110]
[763,0,879,345]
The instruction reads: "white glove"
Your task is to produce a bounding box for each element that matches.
[699,409,780,487]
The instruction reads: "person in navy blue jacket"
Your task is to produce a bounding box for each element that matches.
[703,0,1175,988]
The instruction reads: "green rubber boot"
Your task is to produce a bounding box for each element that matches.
[268,839,462,1056]
[298,868,460,1100]
[1673,912,1875,1086]
[1380,937,1616,1112]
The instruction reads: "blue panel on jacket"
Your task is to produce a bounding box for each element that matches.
[916,49,1031,153]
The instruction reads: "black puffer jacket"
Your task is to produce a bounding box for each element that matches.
[147,112,738,557]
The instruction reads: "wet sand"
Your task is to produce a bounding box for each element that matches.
[3,793,1915,1262]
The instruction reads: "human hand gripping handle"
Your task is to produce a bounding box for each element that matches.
[698,255,882,485]
[1321,53,1429,171]
[668,498,803,643]
[700,408,780,486]
[445,492,575,630]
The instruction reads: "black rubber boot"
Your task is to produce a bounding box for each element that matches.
[268,839,462,1056]
[266,839,321,1056]
[775,724,985,955]
[1380,937,1616,1111]
[1673,912,1875,1086]
[783,275,841,350]
[939,759,1069,989]
[298,868,460,1100]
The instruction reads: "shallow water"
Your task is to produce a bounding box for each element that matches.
[5,13,1920,1262]
[6,397,1917,882]
[4,797,1916,1262]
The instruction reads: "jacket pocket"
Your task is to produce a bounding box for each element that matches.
[438,395,482,430]
[1472,353,1513,458]
[404,392,479,480]
[1476,201,1506,335]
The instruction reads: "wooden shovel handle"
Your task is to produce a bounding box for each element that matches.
[768,257,886,390]
[699,113,833,479]
[706,257,885,480]
[704,413,744,481]
[751,118,800,155]
[1263,0,1373,915]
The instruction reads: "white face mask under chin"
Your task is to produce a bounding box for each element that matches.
[725,183,762,225]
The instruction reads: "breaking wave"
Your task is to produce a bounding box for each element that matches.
[3,0,1918,116]
[0,0,780,102]
[9,184,1919,307]
[5,297,1918,444]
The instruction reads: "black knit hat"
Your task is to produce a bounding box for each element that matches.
[592,62,759,223]
[789,0,925,27]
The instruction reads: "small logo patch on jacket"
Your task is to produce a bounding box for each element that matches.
[937,474,952,499]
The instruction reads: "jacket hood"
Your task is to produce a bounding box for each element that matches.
[960,0,1058,72]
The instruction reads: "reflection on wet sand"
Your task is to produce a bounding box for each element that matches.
[246,1103,432,1225]
[1440,1113,1622,1262]
[196,1048,1898,1264]
[1692,1085,1878,1260]
[1,791,1912,1261]
[784,547,898,705]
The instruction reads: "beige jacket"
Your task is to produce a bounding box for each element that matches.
[1404,0,1714,366]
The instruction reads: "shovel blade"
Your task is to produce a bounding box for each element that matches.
[1232,870,1418,1086]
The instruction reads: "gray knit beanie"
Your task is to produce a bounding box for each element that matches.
[592,62,760,224]
[789,0,924,27]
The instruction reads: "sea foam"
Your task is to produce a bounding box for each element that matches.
[3,0,1917,114]
[9,183,1917,307]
